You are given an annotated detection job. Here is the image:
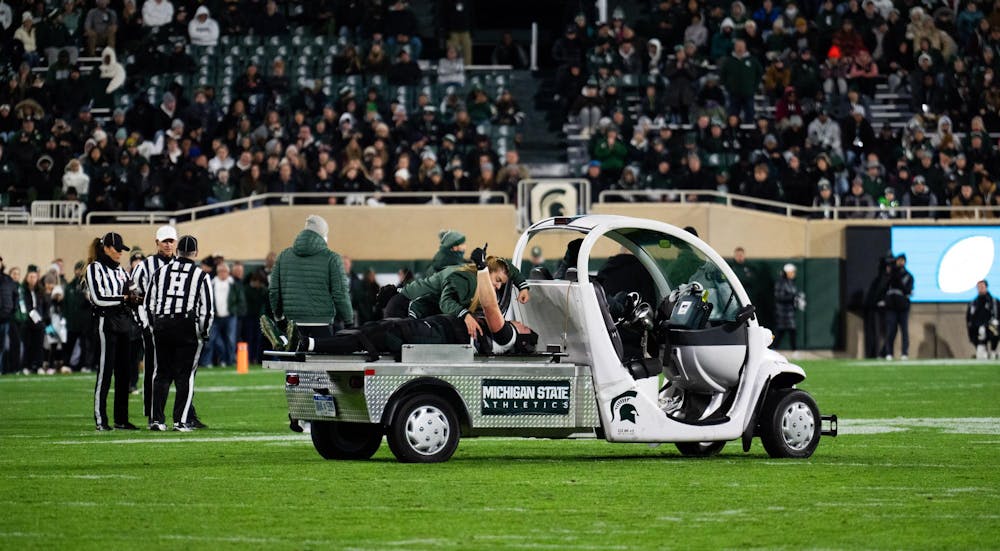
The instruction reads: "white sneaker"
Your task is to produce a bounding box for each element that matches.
[172,423,193,432]
[21,368,31,375]
[884,354,893,361]
[149,422,167,431]
[59,366,72,374]
[900,355,909,361]
[45,368,56,375]
[36,368,45,375]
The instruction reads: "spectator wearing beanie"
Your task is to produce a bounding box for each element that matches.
[269,215,353,336]
[426,229,467,275]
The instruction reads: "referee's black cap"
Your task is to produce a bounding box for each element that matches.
[178,235,198,254]
[102,232,130,252]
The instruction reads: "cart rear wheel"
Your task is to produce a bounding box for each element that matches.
[759,389,820,459]
[387,393,460,463]
[311,421,383,460]
[675,441,726,457]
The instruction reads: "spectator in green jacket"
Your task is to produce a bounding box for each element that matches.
[426,229,466,275]
[719,38,763,123]
[593,127,628,180]
[269,215,353,338]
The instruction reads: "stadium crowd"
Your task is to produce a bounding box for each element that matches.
[2,1,998,218]
[0,0,531,213]
[553,0,1000,217]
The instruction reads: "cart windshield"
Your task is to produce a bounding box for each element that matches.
[613,228,743,322]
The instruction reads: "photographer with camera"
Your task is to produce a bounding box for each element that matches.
[967,280,999,360]
[880,254,914,361]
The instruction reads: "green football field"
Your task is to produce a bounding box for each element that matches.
[1,359,998,550]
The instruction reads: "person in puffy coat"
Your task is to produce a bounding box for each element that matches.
[188,6,219,47]
[269,215,353,337]
[773,263,803,350]
[98,46,125,94]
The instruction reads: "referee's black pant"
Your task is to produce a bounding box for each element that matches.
[151,318,201,425]
[144,328,199,422]
[94,317,133,427]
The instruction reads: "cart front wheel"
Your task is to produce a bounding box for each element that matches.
[759,389,820,458]
[387,394,460,463]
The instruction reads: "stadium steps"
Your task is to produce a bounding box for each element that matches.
[511,70,567,174]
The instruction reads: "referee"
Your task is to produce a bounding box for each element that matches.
[88,232,141,431]
[145,235,214,432]
[130,225,205,429]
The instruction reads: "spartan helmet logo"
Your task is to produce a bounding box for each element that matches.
[618,403,638,423]
[610,390,638,424]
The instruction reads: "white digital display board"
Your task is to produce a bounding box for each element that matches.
[891,226,1000,302]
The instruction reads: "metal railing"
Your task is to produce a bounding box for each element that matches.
[597,189,1000,220]
[0,210,30,224]
[82,191,509,225]
[30,201,84,224]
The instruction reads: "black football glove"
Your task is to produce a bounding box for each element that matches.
[471,243,489,270]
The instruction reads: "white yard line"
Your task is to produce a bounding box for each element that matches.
[838,417,1000,435]
[190,385,277,392]
[34,417,1000,447]
[842,359,1000,367]
[53,434,310,445]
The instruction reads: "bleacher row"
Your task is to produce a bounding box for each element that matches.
[96,31,520,156]
[121,34,509,110]
[565,76,915,170]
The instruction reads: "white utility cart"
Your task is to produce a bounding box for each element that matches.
[264,215,836,462]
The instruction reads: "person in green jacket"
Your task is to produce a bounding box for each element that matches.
[719,38,763,123]
[385,255,529,323]
[592,127,628,180]
[269,215,353,337]
[426,229,467,275]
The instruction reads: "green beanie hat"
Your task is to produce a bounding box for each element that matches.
[439,229,466,249]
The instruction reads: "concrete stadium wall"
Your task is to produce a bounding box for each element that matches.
[6,203,960,269]
[845,304,971,359]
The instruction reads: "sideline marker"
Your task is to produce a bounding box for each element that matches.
[236,342,249,374]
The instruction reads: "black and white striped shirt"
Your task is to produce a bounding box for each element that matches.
[86,259,128,309]
[130,253,174,328]
[145,257,214,335]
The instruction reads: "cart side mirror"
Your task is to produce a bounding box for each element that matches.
[727,304,756,330]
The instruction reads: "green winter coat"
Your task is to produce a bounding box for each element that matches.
[593,138,628,174]
[402,266,475,319]
[719,52,763,98]
[62,275,91,332]
[227,280,248,317]
[402,260,528,319]
[426,247,466,276]
[269,229,353,325]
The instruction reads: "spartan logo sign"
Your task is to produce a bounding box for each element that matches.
[610,390,638,423]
